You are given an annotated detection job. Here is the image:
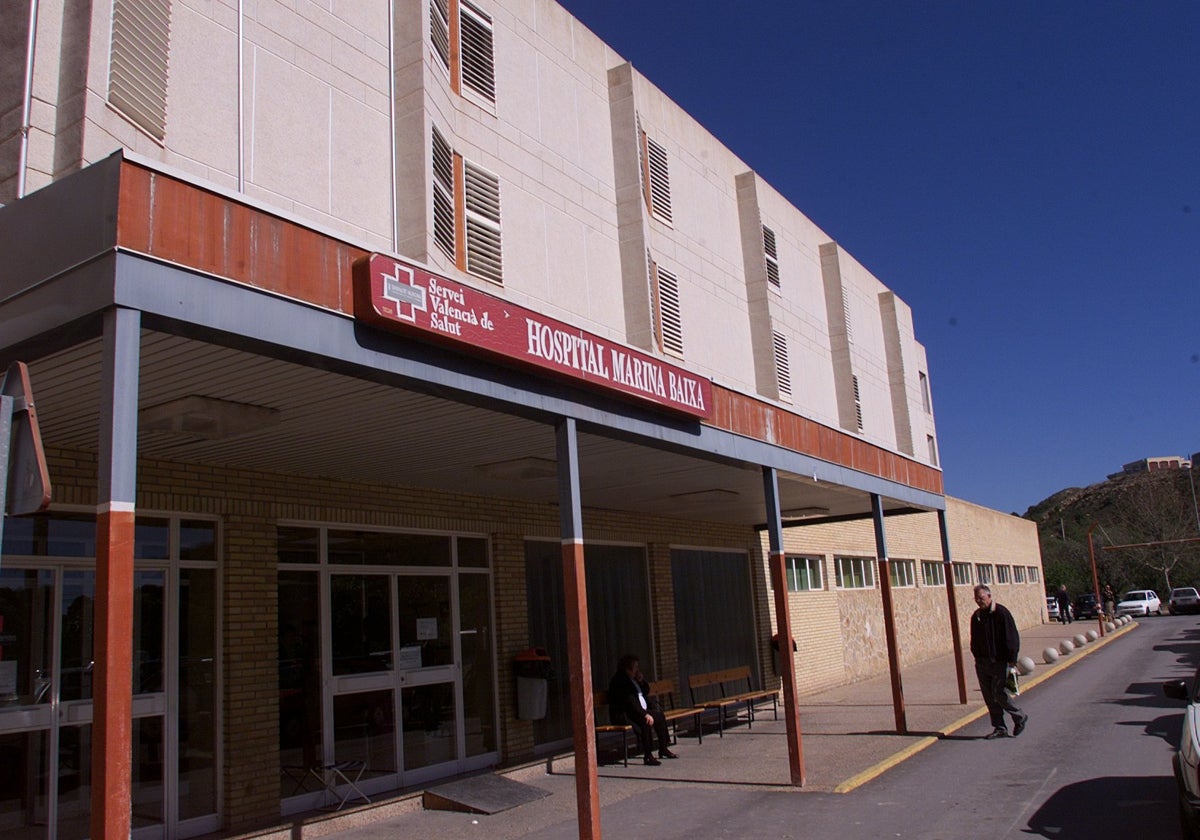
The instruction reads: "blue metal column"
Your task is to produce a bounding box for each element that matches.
[92,307,140,840]
[762,466,805,785]
[557,417,600,839]
[871,493,907,733]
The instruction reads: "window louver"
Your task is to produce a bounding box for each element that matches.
[465,162,502,283]
[852,374,864,432]
[763,225,780,288]
[459,0,496,104]
[772,331,792,400]
[430,0,451,72]
[842,287,853,343]
[432,127,456,260]
[645,136,672,224]
[655,266,683,356]
[109,0,172,140]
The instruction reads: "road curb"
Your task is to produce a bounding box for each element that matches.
[831,620,1139,794]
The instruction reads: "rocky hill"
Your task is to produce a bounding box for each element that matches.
[1024,467,1200,596]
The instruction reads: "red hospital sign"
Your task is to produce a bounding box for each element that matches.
[353,255,712,419]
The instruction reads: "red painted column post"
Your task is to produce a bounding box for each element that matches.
[92,307,140,840]
[557,417,601,840]
[871,494,907,734]
[938,509,969,703]
[762,467,805,786]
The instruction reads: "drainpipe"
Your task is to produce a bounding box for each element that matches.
[237,0,244,191]
[387,0,398,252]
[17,0,40,199]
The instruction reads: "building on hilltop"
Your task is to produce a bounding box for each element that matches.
[0,2,1042,837]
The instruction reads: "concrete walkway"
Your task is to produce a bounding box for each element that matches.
[239,617,1136,840]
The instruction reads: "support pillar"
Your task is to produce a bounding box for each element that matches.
[557,417,600,840]
[938,509,968,703]
[762,467,805,786]
[871,493,907,733]
[92,307,140,840]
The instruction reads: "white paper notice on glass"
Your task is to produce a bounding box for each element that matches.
[0,661,16,696]
[397,645,422,670]
[416,617,438,641]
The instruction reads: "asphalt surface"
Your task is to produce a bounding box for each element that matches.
[250,616,1141,840]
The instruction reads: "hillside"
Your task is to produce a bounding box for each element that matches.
[1023,467,1200,596]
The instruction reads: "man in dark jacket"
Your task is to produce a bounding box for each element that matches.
[607,653,677,765]
[1054,584,1072,624]
[970,584,1029,739]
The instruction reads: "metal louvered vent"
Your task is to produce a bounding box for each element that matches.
[842,287,853,344]
[432,127,456,260]
[464,161,502,283]
[459,0,496,104]
[772,330,792,401]
[852,374,864,432]
[109,0,172,140]
[430,0,450,72]
[645,136,672,224]
[655,266,683,356]
[763,225,780,288]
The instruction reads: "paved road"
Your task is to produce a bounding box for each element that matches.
[508,616,1197,839]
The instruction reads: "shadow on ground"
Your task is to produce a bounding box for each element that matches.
[1022,775,1176,839]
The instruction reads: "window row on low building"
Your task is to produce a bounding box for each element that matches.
[778,555,1042,593]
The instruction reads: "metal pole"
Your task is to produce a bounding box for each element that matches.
[937,509,968,703]
[1087,523,1103,637]
[0,395,12,554]
[17,0,39,198]
[871,494,907,733]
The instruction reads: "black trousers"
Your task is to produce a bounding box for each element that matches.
[628,709,671,757]
[974,659,1024,730]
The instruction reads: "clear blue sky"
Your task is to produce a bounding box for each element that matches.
[557,0,1200,515]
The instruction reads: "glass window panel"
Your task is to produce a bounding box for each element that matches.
[333,690,395,779]
[277,526,319,565]
[278,571,323,779]
[134,518,170,560]
[457,536,488,568]
[57,724,92,840]
[330,575,392,675]
[0,568,54,704]
[134,571,165,694]
[60,571,95,702]
[401,682,457,770]
[1,512,96,557]
[180,568,217,819]
[328,530,451,567]
[132,715,164,830]
[459,573,496,756]
[0,730,49,835]
[397,576,452,668]
[179,520,217,562]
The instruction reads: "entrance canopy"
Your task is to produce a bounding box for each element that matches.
[0,152,943,527]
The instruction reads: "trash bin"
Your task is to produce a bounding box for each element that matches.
[514,647,552,720]
[771,634,797,674]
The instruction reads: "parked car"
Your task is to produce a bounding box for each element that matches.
[1171,588,1200,615]
[1163,668,1200,838]
[1074,592,1102,619]
[1046,596,1060,621]
[1116,589,1162,617]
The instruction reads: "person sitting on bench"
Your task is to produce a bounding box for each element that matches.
[607,653,678,765]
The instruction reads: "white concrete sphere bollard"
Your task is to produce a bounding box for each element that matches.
[1086,630,1098,641]
[1043,647,1060,664]
[1073,634,1088,647]
[1017,656,1036,675]
[1104,621,1115,632]
[1059,639,1075,655]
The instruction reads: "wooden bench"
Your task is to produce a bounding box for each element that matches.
[647,679,704,745]
[592,690,634,765]
[687,666,778,737]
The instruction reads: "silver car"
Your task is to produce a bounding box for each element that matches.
[1171,588,1200,615]
[1164,669,1200,837]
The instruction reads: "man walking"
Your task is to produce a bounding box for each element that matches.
[970,584,1029,739]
